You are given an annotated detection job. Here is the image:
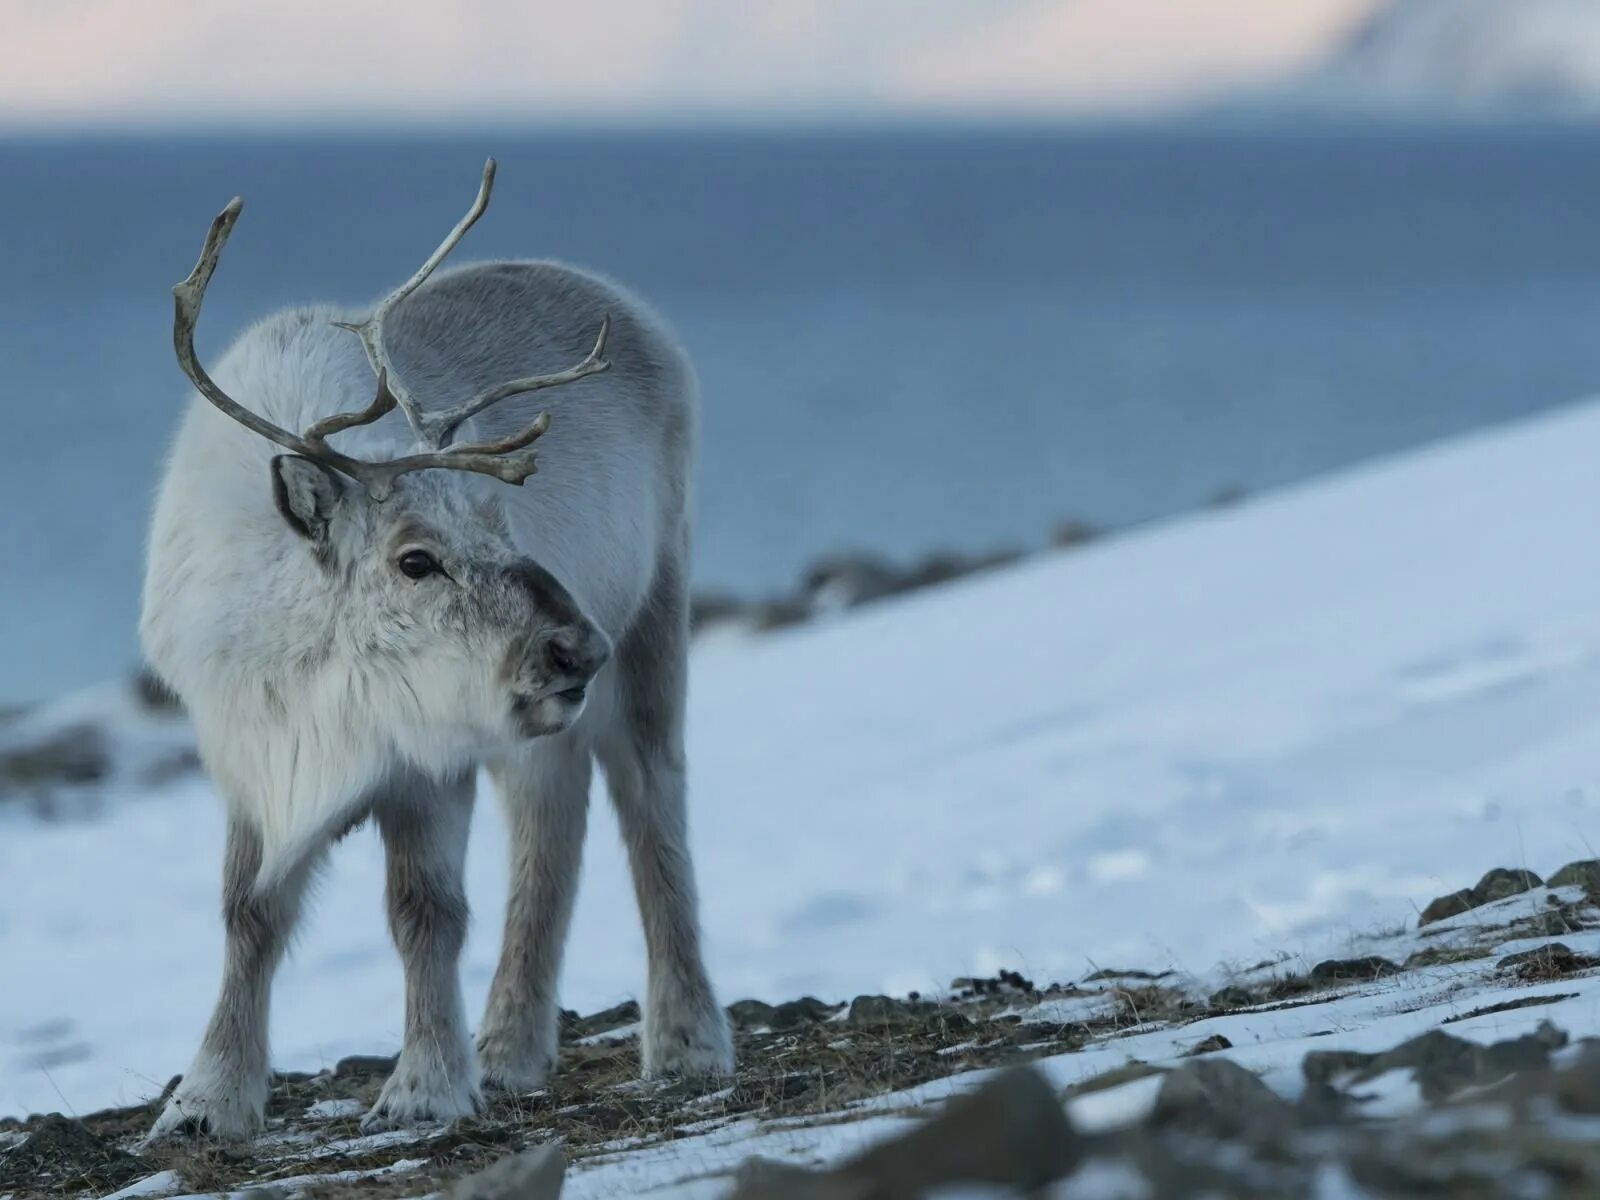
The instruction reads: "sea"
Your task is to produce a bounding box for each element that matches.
[4,119,1600,703]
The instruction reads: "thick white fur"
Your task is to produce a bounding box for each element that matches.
[141,260,730,1139]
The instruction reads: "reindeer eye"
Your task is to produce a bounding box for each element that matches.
[397,550,441,580]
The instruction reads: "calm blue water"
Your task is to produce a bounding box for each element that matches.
[4,122,1600,703]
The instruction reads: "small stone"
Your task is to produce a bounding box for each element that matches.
[1552,1040,1600,1113]
[447,1142,565,1200]
[1474,867,1544,903]
[1302,1049,1378,1089]
[726,999,777,1029]
[1480,1021,1568,1078]
[1083,967,1166,983]
[0,724,110,797]
[846,995,912,1026]
[1549,860,1600,895]
[841,1066,1079,1194]
[732,1068,1077,1197]
[729,1158,867,1200]
[1369,1030,1483,1103]
[768,997,844,1029]
[1309,956,1402,985]
[1498,942,1597,980]
[1419,888,1479,926]
[1208,986,1255,1010]
[333,1053,397,1079]
[1050,519,1096,549]
[1521,909,1583,938]
[1150,1058,1294,1138]
[1064,1061,1166,1099]
[567,1000,640,1039]
[0,1114,149,1193]
[1267,974,1314,999]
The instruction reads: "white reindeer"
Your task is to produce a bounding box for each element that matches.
[139,160,733,1139]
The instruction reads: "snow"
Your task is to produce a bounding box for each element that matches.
[7,392,1600,1168]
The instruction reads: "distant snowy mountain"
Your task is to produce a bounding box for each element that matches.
[1307,0,1600,110]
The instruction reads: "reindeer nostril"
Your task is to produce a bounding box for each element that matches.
[546,639,579,677]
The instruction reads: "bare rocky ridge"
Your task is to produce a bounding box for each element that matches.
[6,858,1600,1198]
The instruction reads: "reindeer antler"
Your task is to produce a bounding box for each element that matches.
[171,159,610,502]
[333,158,611,449]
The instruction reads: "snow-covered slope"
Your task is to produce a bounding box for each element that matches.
[1308,0,1600,110]
[7,395,1600,1124]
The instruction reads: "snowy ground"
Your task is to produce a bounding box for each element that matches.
[6,395,1600,1187]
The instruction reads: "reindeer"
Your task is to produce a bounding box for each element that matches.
[139,160,733,1139]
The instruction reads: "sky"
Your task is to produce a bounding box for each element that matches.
[2,0,1382,126]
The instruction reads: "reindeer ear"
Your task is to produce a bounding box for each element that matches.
[271,455,345,547]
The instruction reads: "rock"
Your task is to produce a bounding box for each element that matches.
[1309,956,1402,985]
[1082,967,1166,984]
[1302,1049,1381,1089]
[801,554,906,611]
[1522,908,1583,938]
[749,600,811,632]
[731,1158,869,1200]
[1050,519,1096,549]
[1475,867,1544,902]
[1549,860,1600,894]
[844,1066,1078,1195]
[726,999,777,1029]
[1480,1021,1568,1078]
[447,1142,565,1200]
[952,970,1038,996]
[1305,1024,1568,1108]
[1404,945,1490,969]
[1064,1061,1167,1099]
[768,997,844,1030]
[1551,1040,1600,1114]
[1498,942,1598,980]
[0,1113,150,1192]
[1150,1058,1294,1138]
[0,724,109,795]
[904,548,1022,593]
[567,1000,640,1039]
[689,592,749,632]
[846,995,917,1026]
[1208,986,1256,1010]
[333,1053,398,1080]
[1266,974,1315,999]
[1419,867,1545,926]
[1368,1030,1484,1102]
[1419,887,1480,925]
[730,1068,1077,1197]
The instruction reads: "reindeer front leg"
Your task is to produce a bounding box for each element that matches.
[363,770,482,1130]
[147,818,318,1142]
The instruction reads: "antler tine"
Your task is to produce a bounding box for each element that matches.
[427,315,611,448]
[173,199,376,477]
[173,198,305,458]
[302,371,398,446]
[174,201,409,496]
[175,164,595,504]
[333,158,498,445]
[364,410,553,495]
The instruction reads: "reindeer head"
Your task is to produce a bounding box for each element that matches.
[170,160,613,752]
